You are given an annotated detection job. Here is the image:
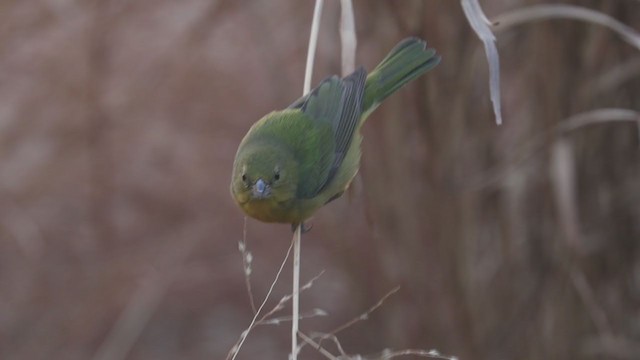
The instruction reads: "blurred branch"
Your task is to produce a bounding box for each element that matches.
[584,57,640,97]
[548,139,616,342]
[569,267,614,336]
[86,0,115,246]
[185,0,223,44]
[550,139,582,252]
[583,334,640,359]
[557,108,640,136]
[385,1,411,35]
[468,108,640,190]
[462,2,640,127]
[1,197,44,260]
[494,4,640,51]
[92,223,205,360]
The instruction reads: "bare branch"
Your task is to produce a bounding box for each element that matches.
[298,332,339,360]
[227,237,295,360]
[260,308,328,326]
[238,216,257,314]
[258,270,326,326]
[376,348,458,360]
[325,286,400,337]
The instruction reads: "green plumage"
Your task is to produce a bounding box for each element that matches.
[231,37,440,226]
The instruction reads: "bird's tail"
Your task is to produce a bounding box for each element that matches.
[362,37,440,116]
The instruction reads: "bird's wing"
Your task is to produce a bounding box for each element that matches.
[288,67,366,195]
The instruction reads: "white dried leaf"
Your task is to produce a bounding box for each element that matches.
[461,0,503,125]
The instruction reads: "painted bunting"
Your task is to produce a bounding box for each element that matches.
[231,37,440,229]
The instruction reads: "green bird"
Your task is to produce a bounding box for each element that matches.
[231,37,440,229]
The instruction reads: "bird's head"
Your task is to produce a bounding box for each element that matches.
[231,142,299,206]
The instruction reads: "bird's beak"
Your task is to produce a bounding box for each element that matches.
[252,178,271,199]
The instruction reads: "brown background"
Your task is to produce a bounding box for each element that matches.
[1,0,639,359]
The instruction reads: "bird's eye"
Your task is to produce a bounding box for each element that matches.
[274,171,280,181]
[241,174,247,182]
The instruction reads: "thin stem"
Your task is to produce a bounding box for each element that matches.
[325,286,400,337]
[298,332,339,360]
[303,0,324,94]
[294,1,324,359]
[339,0,356,76]
[291,226,302,360]
[240,216,257,314]
[228,237,295,360]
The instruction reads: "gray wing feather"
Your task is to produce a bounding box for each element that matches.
[287,67,366,194]
[331,68,366,178]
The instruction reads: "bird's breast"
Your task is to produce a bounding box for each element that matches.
[240,198,300,224]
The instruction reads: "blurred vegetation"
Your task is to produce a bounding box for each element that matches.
[0,0,638,359]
